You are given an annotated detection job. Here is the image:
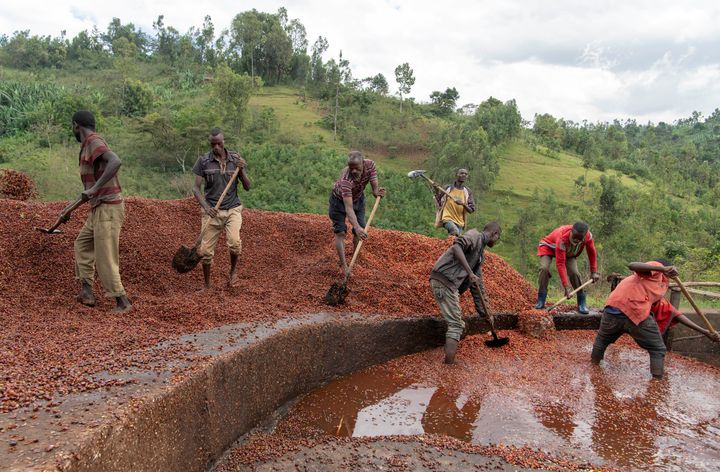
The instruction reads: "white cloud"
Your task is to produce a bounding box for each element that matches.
[1,0,719,123]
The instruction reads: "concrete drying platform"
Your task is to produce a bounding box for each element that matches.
[0,311,516,471]
[1,310,715,471]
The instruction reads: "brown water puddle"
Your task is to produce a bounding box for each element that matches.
[279,331,720,470]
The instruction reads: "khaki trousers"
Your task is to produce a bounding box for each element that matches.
[199,206,243,264]
[74,203,126,297]
[431,279,465,341]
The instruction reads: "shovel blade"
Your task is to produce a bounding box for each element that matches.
[172,245,202,273]
[325,282,349,306]
[485,337,510,348]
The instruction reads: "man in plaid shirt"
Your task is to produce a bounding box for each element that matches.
[328,151,385,275]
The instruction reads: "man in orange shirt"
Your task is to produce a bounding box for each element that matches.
[591,259,678,378]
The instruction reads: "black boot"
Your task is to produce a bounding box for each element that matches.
[534,290,547,309]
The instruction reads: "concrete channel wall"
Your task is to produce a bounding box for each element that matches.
[63,313,598,471]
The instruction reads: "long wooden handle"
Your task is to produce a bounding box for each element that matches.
[474,282,499,339]
[345,196,382,280]
[420,174,454,199]
[546,278,594,312]
[48,197,85,231]
[195,166,242,247]
[673,276,717,334]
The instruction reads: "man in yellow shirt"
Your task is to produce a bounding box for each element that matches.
[435,168,476,236]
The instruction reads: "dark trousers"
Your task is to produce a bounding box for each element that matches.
[538,254,582,292]
[591,310,667,377]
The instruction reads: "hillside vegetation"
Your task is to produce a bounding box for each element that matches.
[1,6,719,298]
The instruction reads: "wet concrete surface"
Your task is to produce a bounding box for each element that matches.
[273,331,720,470]
[243,439,533,471]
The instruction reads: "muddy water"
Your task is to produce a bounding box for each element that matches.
[280,332,720,470]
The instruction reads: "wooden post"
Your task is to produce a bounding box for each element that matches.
[669,288,681,309]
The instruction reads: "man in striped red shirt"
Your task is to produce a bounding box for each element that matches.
[328,151,385,275]
[69,110,131,312]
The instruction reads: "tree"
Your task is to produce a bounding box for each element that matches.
[429,87,459,117]
[394,62,415,112]
[212,64,255,134]
[428,116,498,191]
[474,97,521,146]
[330,51,351,141]
[367,73,388,95]
[310,36,329,86]
[231,10,264,86]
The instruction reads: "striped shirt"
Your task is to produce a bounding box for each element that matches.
[331,159,378,201]
[79,133,122,208]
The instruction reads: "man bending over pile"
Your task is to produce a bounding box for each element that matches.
[328,151,385,275]
[429,222,501,364]
[592,259,682,379]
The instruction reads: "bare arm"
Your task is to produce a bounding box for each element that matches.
[80,151,121,201]
[237,157,251,191]
[370,179,385,197]
[192,174,217,217]
[628,262,678,277]
[452,245,481,287]
[676,314,720,342]
[343,196,367,239]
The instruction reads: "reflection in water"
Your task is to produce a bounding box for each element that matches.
[284,340,720,470]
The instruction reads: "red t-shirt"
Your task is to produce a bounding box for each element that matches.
[651,299,680,334]
[537,225,597,286]
[604,261,670,325]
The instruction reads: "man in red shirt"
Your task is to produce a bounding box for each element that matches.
[651,298,720,343]
[591,260,677,378]
[535,221,600,313]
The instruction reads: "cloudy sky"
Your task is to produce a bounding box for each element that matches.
[2,0,719,123]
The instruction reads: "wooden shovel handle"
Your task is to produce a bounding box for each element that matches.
[47,197,85,232]
[195,166,242,246]
[673,276,717,334]
[419,173,454,199]
[473,281,500,338]
[345,196,382,280]
[546,278,594,312]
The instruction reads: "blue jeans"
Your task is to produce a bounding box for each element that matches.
[443,221,463,236]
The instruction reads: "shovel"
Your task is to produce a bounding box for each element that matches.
[325,196,382,306]
[36,197,84,234]
[546,278,594,312]
[172,166,241,273]
[672,276,718,336]
[474,282,509,348]
[407,170,456,200]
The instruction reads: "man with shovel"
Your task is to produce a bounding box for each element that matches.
[192,128,251,289]
[535,221,600,313]
[70,110,131,313]
[429,222,501,364]
[434,168,476,236]
[329,151,385,276]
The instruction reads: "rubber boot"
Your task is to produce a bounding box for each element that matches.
[534,290,547,309]
[650,356,664,379]
[577,290,589,314]
[444,338,459,364]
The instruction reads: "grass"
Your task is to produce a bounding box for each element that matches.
[249,86,340,147]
